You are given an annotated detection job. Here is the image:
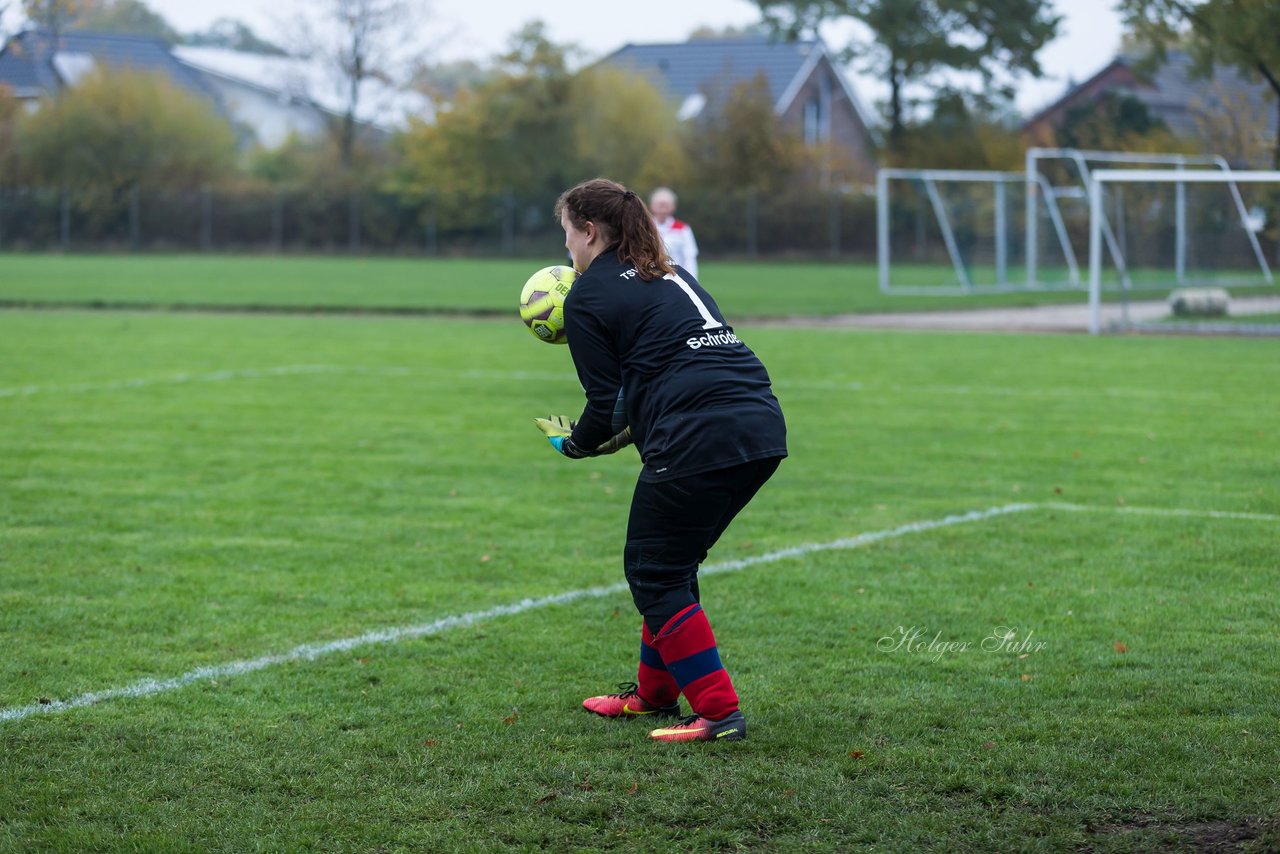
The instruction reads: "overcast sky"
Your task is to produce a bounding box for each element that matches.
[47,0,1129,118]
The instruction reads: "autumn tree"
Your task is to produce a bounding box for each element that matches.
[891,89,1024,170]
[395,23,582,201]
[754,0,1061,147]
[1119,0,1280,167]
[1189,79,1273,168]
[568,64,689,192]
[21,0,87,91]
[70,0,177,42]
[21,0,83,37]
[685,74,808,194]
[1054,91,1184,153]
[410,58,489,102]
[392,22,691,234]
[185,18,287,55]
[686,23,771,39]
[18,67,236,200]
[390,22,578,232]
[0,91,19,186]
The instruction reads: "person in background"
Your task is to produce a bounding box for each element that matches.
[649,187,699,280]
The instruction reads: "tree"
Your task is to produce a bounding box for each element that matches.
[568,64,689,191]
[184,18,287,55]
[755,0,1061,147]
[685,73,807,194]
[70,0,178,42]
[293,0,424,173]
[391,23,688,231]
[410,58,489,102]
[1189,79,1273,168]
[1118,0,1280,167]
[0,90,20,186]
[21,0,83,36]
[687,23,771,39]
[17,67,236,199]
[892,88,1024,170]
[1055,91,1180,152]
[21,0,87,92]
[392,22,577,203]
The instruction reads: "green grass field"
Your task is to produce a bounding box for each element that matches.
[2,300,1278,851]
[7,253,1272,318]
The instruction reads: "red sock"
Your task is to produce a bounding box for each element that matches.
[652,604,739,720]
[637,622,679,706]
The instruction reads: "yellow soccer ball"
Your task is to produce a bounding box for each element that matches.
[519,265,577,344]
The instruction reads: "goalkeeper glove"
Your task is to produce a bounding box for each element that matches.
[534,415,583,457]
[594,425,633,455]
[533,416,633,457]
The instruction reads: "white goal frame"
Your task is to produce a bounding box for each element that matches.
[1027,148,1272,290]
[877,148,1274,296]
[876,168,1052,293]
[1088,169,1280,334]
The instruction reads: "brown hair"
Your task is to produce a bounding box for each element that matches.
[554,178,674,280]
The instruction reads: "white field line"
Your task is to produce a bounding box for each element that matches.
[0,365,577,399]
[0,503,1036,724]
[700,503,1037,576]
[2,363,1243,404]
[1042,501,1280,523]
[0,365,412,398]
[5,499,1274,725]
[0,364,869,398]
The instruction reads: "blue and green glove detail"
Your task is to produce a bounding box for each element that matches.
[534,415,632,458]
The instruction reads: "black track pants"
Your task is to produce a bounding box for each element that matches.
[624,456,782,634]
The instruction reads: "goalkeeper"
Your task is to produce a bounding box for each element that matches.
[534,177,787,743]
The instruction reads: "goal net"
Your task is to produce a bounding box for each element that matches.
[878,149,1280,312]
[1087,169,1280,334]
[877,168,1046,294]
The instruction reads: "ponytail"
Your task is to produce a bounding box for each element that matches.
[555,178,675,281]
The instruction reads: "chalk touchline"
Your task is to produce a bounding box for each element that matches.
[1,501,1275,724]
[1,364,1223,402]
[0,365,410,398]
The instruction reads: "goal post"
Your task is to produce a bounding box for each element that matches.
[1088,169,1280,334]
[877,168,1027,294]
[1025,148,1274,291]
[876,168,1079,294]
[877,148,1276,299]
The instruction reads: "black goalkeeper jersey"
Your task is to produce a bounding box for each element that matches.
[563,247,787,482]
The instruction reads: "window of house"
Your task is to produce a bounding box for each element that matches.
[804,100,820,145]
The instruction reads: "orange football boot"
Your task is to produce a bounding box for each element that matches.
[648,710,746,742]
[582,681,680,718]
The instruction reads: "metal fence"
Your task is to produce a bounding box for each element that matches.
[0,186,879,259]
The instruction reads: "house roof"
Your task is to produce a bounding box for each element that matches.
[602,36,875,131]
[0,29,216,100]
[0,30,432,134]
[172,45,433,130]
[1129,50,1272,138]
[1023,49,1274,138]
[0,40,43,94]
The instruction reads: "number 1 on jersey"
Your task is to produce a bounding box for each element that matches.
[665,272,722,330]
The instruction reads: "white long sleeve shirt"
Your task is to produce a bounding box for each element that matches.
[655,217,699,280]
